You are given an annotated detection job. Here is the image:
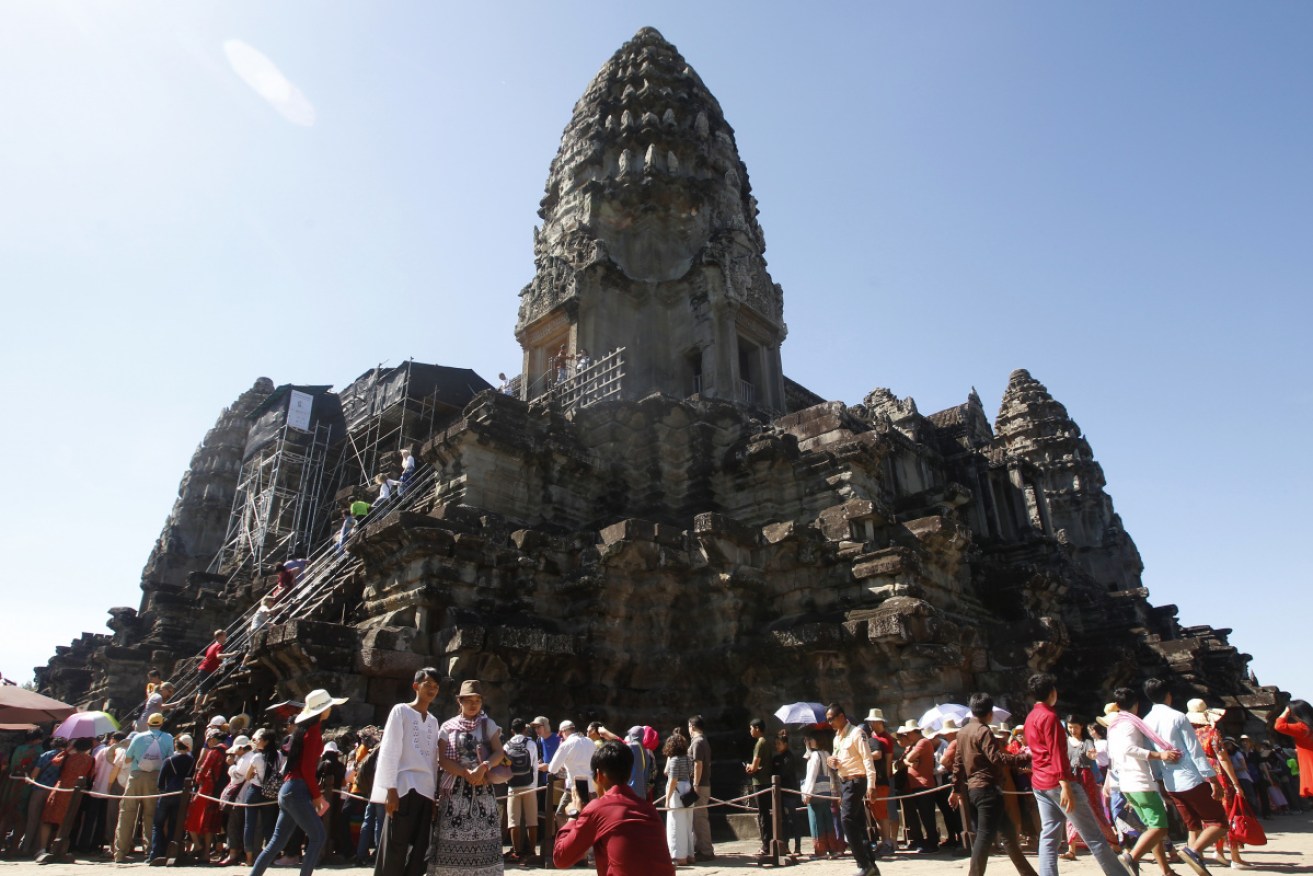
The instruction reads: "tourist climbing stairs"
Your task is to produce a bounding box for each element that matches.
[131,464,440,723]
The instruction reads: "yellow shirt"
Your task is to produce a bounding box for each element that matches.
[833,721,877,785]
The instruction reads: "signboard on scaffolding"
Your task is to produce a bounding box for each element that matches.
[287,390,314,432]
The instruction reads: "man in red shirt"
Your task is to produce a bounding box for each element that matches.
[193,629,235,712]
[554,740,674,876]
[1022,673,1128,876]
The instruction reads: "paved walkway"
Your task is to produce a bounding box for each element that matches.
[2,814,1310,875]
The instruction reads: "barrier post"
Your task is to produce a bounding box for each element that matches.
[36,776,89,864]
[164,778,194,865]
[540,774,556,869]
[770,776,783,865]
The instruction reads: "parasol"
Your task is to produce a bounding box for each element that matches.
[0,687,76,724]
[917,703,971,732]
[773,702,827,726]
[54,710,120,739]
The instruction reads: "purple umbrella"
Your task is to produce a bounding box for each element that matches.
[54,710,120,739]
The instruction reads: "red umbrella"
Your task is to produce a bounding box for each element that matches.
[0,687,76,724]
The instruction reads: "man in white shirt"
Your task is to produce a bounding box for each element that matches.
[542,720,596,827]
[372,667,441,876]
[826,703,880,876]
[1106,688,1181,875]
[1142,678,1226,876]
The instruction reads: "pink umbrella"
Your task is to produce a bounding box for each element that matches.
[53,710,120,739]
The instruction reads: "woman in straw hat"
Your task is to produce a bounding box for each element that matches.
[430,680,505,876]
[1186,698,1251,868]
[248,688,347,876]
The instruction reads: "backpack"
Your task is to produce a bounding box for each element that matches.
[505,735,533,787]
[261,750,283,800]
[137,734,166,772]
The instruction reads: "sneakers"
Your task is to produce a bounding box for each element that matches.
[1121,850,1140,876]
[1180,847,1211,876]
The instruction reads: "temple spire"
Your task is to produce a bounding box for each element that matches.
[515,27,786,412]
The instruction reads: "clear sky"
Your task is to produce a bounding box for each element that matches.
[1,2,1309,702]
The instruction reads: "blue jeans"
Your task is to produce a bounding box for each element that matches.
[149,796,179,861]
[249,779,326,876]
[356,801,383,860]
[1034,785,1126,876]
[241,783,278,857]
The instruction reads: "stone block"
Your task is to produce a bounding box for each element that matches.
[355,648,426,679]
[435,626,486,654]
[599,518,658,545]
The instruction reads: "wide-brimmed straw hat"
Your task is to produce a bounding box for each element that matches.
[865,708,887,724]
[147,713,165,727]
[895,720,922,735]
[936,718,961,737]
[295,689,348,724]
[231,735,252,750]
[1185,698,1225,726]
[1095,703,1119,729]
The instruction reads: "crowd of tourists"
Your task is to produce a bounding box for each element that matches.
[0,672,1309,876]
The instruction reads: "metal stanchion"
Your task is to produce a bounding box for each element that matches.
[540,774,557,869]
[36,776,90,865]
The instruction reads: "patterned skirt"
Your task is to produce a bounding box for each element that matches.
[428,779,503,876]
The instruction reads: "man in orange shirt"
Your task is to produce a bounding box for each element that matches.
[897,721,940,853]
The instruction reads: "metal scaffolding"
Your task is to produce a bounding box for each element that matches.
[211,418,334,574]
[336,360,445,489]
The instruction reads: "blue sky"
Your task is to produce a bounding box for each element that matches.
[1,2,1308,703]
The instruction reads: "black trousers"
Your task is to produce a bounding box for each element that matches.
[967,786,1035,876]
[934,784,962,841]
[374,790,434,876]
[840,778,874,870]
[754,785,773,851]
[905,789,939,850]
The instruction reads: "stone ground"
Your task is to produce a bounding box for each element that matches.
[2,815,1311,876]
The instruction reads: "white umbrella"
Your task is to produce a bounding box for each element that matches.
[773,702,827,726]
[917,703,970,732]
[991,707,1012,725]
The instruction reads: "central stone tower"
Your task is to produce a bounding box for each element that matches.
[515,27,787,412]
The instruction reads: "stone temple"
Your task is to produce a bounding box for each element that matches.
[40,28,1276,758]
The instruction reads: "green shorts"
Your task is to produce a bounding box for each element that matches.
[1124,790,1169,829]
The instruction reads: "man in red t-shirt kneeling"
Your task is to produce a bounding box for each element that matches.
[554,740,675,876]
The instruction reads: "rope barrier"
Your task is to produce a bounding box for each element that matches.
[778,782,953,804]
[17,776,184,801]
[193,790,279,808]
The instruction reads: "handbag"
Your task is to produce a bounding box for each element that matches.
[679,782,700,808]
[1226,791,1266,846]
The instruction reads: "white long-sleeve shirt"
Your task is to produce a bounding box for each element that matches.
[801,749,835,797]
[370,703,440,803]
[548,732,597,793]
[1107,717,1158,792]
